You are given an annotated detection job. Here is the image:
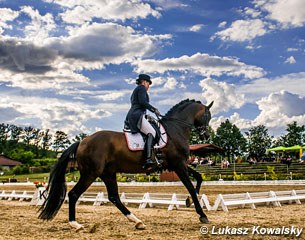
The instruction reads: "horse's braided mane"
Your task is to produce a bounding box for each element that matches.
[164,99,202,118]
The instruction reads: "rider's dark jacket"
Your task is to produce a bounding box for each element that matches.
[125,85,157,133]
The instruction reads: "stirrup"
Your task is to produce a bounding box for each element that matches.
[143,159,155,169]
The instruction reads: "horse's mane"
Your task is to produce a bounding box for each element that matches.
[164,99,201,118]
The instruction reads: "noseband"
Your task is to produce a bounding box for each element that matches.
[196,107,210,138]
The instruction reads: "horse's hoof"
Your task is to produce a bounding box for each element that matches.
[199,216,209,224]
[135,222,146,230]
[185,196,192,208]
[69,221,84,232]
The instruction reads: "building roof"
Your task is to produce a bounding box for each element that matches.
[0,155,22,166]
[189,144,224,156]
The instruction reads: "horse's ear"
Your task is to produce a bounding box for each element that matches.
[207,101,214,109]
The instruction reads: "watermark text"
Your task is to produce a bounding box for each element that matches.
[200,225,303,237]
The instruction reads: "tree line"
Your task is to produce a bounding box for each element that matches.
[1,120,304,165]
[0,123,87,164]
[190,120,305,162]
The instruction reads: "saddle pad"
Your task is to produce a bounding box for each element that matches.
[124,124,167,151]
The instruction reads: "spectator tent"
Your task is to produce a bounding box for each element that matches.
[266,145,304,158]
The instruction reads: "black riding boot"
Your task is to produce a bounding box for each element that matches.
[143,133,155,169]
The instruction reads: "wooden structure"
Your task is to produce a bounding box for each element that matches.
[0,155,22,171]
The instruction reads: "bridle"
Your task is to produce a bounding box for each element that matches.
[196,108,210,138]
[157,106,211,139]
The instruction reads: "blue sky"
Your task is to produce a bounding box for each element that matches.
[0,0,305,138]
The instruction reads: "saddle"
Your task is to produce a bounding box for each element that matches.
[123,118,167,151]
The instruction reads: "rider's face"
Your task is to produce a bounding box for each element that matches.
[142,80,150,91]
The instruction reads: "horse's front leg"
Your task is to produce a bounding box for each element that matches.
[186,166,203,207]
[187,166,202,194]
[175,166,209,224]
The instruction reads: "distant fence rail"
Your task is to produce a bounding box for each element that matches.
[2,180,305,187]
[1,187,305,212]
[212,189,305,212]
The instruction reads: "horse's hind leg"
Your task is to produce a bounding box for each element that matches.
[68,174,96,231]
[101,171,145,230]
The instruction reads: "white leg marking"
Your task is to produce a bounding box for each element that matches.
[69,221,84,231]
[126,214,146,230]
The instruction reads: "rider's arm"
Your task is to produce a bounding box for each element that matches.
[137,85,157,113]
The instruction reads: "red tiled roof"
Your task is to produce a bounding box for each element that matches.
[189,144,223,154]
[0,155,22,166]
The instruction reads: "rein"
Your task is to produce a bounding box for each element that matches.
[159,115,193,128]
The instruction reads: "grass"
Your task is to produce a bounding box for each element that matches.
[0,171,83,183]
[0,172,50,182]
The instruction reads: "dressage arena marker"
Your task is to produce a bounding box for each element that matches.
[1,188,305,212]
[212,189,305,212]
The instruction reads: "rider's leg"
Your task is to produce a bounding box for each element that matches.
[140,116,156,169]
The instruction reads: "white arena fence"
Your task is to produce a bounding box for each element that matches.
[2,179,305,187]
[1,186,305,212]
[212,189,305,212]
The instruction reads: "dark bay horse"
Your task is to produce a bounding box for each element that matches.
[38,99,213,230]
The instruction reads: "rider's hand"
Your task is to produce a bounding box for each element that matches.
[154,109,161,116]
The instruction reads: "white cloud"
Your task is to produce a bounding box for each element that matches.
[287,48,298,52]
[93,92,126,101]
[20,6,56,44]
[189,24,204,32]
[212,19,267,42]
[244,7,261,18]
[133,52,265,79]
[255,0,305,28]
[210,91,305,136]
[0,94,112,136]
[164,77,178,89]
[254,91,305,128]
[43,0,161,24]
[0,23,171,90]
[47,22,171,70]
[0,8,19,33]
[210,112,252,132]
[147,0,188,10]
[218,21,227,28]
[238,72,305,101]
[284,56,296,64]
[199,77,246,114]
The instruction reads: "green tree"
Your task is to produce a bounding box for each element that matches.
[20,126,40,148]
[40,129,52,157]
[73,133,88,142]
[8,124,22,143]
[0,123,9,153]
[189,126,214,144]
[9,148,36,165]
[281,121,305,146]
[245,125,273,160]
[213,119,246,162]
[53,131,71,152]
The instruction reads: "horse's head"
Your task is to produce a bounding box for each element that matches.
[162,99,213,140]
[194,101,213,140]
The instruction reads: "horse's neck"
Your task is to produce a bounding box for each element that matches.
[165,108,197,139]
[174,105,198,125]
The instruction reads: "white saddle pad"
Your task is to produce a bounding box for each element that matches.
[124,124,167,151]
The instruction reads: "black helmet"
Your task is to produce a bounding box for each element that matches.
[136,74,152,85]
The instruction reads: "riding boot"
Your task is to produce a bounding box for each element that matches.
[143,133,155,169]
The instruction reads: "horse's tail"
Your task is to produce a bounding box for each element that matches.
[38,141,80,220]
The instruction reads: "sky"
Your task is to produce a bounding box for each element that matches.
[0,0,305,138]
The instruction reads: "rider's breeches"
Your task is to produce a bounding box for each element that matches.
[140,115,156,138]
